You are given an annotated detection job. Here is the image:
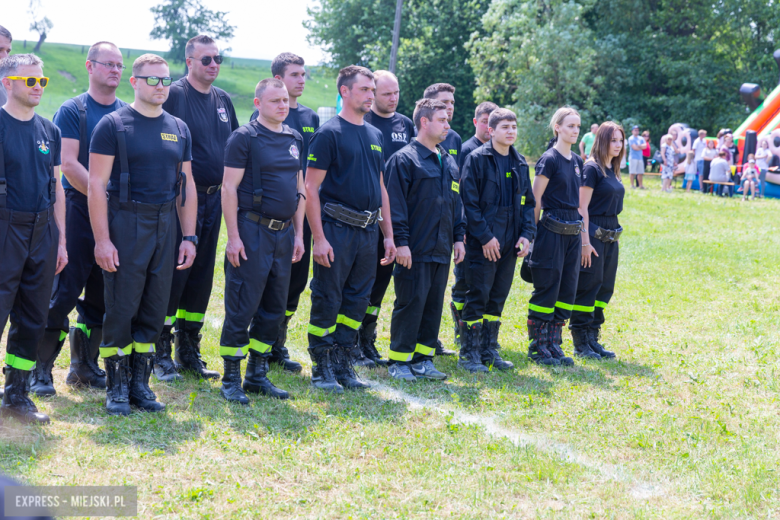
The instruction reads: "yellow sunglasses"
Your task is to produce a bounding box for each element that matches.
[6,76,49,88]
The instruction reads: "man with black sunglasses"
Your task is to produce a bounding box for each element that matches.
[89,53,198,415]
[33,42,128,397]
[157,35,238,382]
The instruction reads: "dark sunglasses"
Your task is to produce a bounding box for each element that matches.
[135,76,173,87]
[190,55,223,66]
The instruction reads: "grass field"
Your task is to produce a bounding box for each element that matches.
[2,177,780,519]
[27,42,337,124]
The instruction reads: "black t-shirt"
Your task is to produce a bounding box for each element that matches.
[581,163,624,216]
[90,106,193,204]
[307,115,384,213]
[461,135,485,168]
[441,128,463,165]
[251,103,320,175]
[363,110,415,164]
[162,78,238,186]
[727,144,739,165]
[224,121,303,220]
[491,148,513,207]
[535,148,583,210]
[0,109,61,212]
[53,94,127,189]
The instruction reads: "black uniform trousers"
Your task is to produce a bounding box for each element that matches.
[219,215,293,361]
[528,209,581,323]
[388,261,449,364]
[0,207,58,369]
[462,207,518,324]
[47,189,104,336]
[450,257,468,311]
[285,219,312,316]
[307,221,378,355]
[100,199,177,358]
[570,215,620,330]
[165,189,222,334]
[361,232,392,326]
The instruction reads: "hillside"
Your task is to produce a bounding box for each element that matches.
[26,42,336,123]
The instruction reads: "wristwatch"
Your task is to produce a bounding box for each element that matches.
[183,235,199,248]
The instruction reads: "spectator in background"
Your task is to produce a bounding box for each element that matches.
[741,156,759,201]
[700,139,718,193]
[579,123,598,160]
[756,139,770,174]
[709,150,732,196]
[722,133,738,166]
[692,129,707,184]
[683,151,696,193]
[660,134,675,192]
[641,130,651,172]
[627,125,646,189]
[0,26,12,107]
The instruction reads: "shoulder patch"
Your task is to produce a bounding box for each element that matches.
[161,133,178,142]
[371,144,382,152]
[449,149,458,155]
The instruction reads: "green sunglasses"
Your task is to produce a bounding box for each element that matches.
[134,76,173,87]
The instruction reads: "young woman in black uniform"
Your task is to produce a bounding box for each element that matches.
[526,107,584,366]
[570,122,624,359]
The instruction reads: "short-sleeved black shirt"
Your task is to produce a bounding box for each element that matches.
[534,148,582,211]
[224,121,303,220]
[461,135,485,168]
[581,163,624,216]
[53,94,127,189]
[162,78,238,187]
[491,149,514,207]
[363,110,415,164]
[441,128,463,165]
[0,109,61,212]
[90,106,193,204]
[307,115,384,213]
[251,103,320,175]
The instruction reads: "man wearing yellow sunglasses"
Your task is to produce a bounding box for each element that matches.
[0,53,68,425]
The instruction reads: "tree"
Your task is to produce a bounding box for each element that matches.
[28,0,53,53]
[149,0,236,64]
[305,0,491,138]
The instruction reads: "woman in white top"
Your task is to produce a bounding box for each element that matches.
[700,139,718,193]
[756,139,770,172]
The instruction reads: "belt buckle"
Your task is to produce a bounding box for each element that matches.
[268,218,283,231]
[361,210,373,228]
[207,185,216,195]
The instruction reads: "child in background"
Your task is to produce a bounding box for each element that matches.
[661,134,675,192]
[684,151,696,193]
[741,155,759,201]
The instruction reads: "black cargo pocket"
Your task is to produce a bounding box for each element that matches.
[103,271,116,310]
[392,264,415,306]
[527,226,555,268]
[227,277,244,319]
[580,238,604,273]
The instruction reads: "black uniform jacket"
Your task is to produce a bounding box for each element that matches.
[387,140,466,263]
[460,139,536,246]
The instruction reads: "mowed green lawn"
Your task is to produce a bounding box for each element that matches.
[1,176,780,519]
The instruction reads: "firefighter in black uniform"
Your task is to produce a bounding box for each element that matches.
[459,109,535,372]
[351,70,414,368]
[219,78,307,404]
[305,66,396,393]
[0,54,67,424]
[89,54,198,415]
[570,122,623,359]
[34,42,127,397]
[250,53,320,374]
[156,35,238,382]
[448,101,497,350]
[385,98,466,381]
[526,107,584,367]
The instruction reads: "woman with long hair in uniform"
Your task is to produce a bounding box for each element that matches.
[526,107,584,366]
[569,122,624,360]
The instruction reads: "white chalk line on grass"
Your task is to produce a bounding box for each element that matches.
[369,382,665,500]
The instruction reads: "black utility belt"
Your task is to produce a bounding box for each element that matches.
[542,214,582,235]
[0,205,54,224]
[593,225,623,243]
[196,183,222,195]
[323,203,380,228]
[239,210,292,231]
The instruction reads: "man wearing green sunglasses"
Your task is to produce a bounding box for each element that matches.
[0,53,68,425]
[88,53,198,416]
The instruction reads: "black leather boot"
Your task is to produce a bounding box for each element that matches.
[129,352,165,412]
[310,348,344,394]
[449,302,463,348]
[588,328,616,359]
[243,352,289,399]
[571,328,601,360]
[357,322,387,367]
[220,358,249,405]
[30,328,65,396]
[1,366,50,424]
[269,315,303,373]
[175,329,220,380]
[457,322,489,373]
[434,339,456,357]
[104,355,131,416]
[66,326,108,388]
[153,329,182,382]
[334,345,370,390]
[527,319,559,366]
[480,320,514,370]
[349,340,376,368]
[548,322,574,366]
[88,327,107,378]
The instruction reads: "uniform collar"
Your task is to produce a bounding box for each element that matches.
[479,139,526,166]
[251,119,294,136]
[412,139,444,159]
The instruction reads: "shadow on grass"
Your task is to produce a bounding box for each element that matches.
[598,358,658,379]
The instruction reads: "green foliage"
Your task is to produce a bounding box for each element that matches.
[149,0,236,63]
[305,0,491,137]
